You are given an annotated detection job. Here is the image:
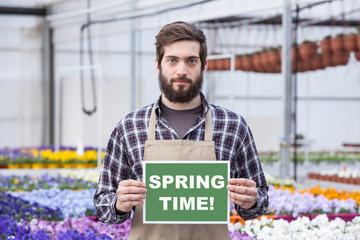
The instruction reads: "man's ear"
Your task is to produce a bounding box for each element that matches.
[155,59,160,74]
[202,60,208,74]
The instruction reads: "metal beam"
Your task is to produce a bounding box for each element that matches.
[280,0,292,179]
[0,6,46,16]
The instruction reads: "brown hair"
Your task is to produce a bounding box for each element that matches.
[155,21,207,71]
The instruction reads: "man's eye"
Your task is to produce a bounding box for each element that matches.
[168,59,176,63]
[188,59,197,64]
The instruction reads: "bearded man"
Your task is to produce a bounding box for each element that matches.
[94,21,269,240]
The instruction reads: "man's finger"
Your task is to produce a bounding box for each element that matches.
[227,185,257,196]
[228,178,256,187]
[118,179,146,188]
[117,186,147,195]
[118,193,146,202]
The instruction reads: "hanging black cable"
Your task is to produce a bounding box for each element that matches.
[80,0,97,116]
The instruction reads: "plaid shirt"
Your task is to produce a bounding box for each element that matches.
[94,94,269,223]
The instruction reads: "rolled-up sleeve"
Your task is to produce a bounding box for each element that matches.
[233,123,269,220]
[93,126,132,224]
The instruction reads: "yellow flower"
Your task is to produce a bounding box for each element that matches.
[14,179,19,184]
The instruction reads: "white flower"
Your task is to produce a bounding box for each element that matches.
[227,223,235,232]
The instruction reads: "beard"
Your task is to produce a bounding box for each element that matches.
[158,71,203,103]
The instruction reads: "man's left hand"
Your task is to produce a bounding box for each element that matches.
[227,178,257,209]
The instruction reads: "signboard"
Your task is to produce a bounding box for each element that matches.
[143,161,229,224]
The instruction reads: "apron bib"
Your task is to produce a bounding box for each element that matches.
[128,105,229,240]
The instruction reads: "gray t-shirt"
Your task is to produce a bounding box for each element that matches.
[160,102,203,139]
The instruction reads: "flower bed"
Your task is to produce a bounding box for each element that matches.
[308,167,360,185]
[2,171,360,239]
[267,185,359,217]
[0,146,104,169]
[259,151,360,164]
[0,173,131,239]
[229,214,360,239]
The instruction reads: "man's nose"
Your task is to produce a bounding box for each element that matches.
[176,61,188,75]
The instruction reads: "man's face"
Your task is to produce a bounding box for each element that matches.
[156,40,207,103]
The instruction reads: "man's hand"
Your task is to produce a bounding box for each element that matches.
[115,179,147,213]
[227,178,257,209]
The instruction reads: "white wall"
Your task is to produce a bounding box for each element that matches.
[0,15,45,147]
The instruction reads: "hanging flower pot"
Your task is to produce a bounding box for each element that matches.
[344,33,358,52]
[220,58,231,71]
[252,52,265,72]
[299,40,318,60]
[354,51,360,61]
[330,34,345,54]
[331,52,350,66]
[291,44,301,62]
[260,50,270,70]
[357,34,360,50]
[320,36,332,55]
[301,60,314,72]
[235,55,242,70]
[311,54,325,70]
[241,54,253,71]
[207,59,217,71]
[273,64,281,73]
[322,54,335,67]
[267,47,281,66]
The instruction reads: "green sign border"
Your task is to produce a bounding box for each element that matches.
[143,161,229,224]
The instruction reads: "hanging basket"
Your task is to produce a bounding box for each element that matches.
[320,37,332,55]
[331,52,350,66]
[260,51,270,70]
[322,54,335,67]
[252,52,265,72]
[354,51,360,61]
[344,34,358,52]
[207,59,217,71]
[267,48,281,66]
[299,41,318,60]
[357,35,360,50]
[241,55,253,72]
[219,58,231,71]
[235,56,242,70]
[311,55,325,70]
[330,35,345,54]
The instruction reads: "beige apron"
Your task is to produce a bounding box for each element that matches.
[128,105,229,240]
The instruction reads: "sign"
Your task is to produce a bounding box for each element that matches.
[143,161,229,224]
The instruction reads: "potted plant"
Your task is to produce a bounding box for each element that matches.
[207,52,221,71]
[355,51,360,61]
[299,40,318,60]
[235,54,242,70]
[252,51,265,72]
[312,53,325,70]
[331,51,350,66]
[267,46,281,73]
[320,35,332,55]
[291,43,300,62]
[241,54,253,72]
[260,48,271,72]
[331,33,345,54]
[357,26,360,49]
[344,33,358,52]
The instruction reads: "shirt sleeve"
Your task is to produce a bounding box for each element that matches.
[233,122,269,220]
[93,126,132,224]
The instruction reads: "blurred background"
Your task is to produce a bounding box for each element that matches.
[0,0,360,180]
[1,1,360,238]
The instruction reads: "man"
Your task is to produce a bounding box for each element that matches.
[94,21,268,239]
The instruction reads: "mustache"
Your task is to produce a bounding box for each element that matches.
[170,76,192,83]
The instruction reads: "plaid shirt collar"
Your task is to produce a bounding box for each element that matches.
[153,92,210,119]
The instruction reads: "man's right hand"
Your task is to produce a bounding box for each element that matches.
[115,179,147,213]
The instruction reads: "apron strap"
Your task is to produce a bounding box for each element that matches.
[147,104,213,141]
